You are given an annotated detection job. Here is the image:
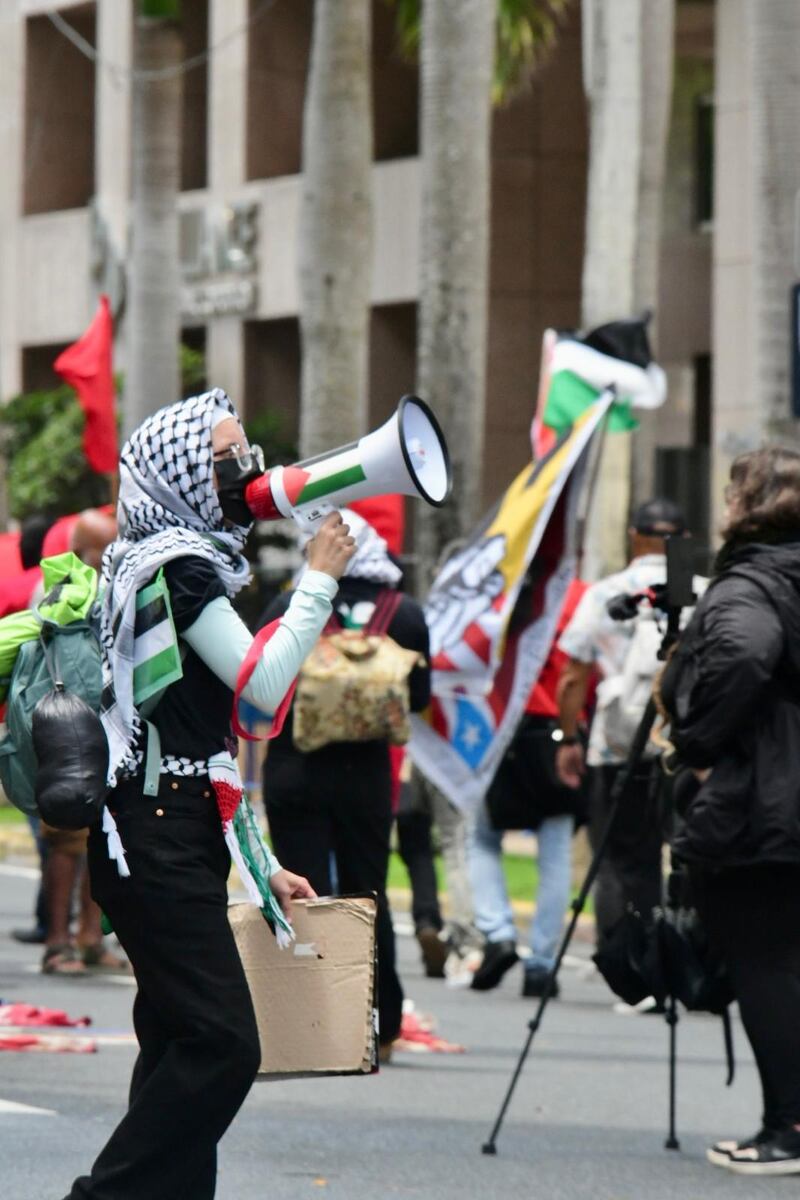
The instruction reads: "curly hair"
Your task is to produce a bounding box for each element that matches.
[721,446,800,543]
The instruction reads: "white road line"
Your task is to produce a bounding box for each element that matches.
[0,1098,56,1116]
[0,864,40,880]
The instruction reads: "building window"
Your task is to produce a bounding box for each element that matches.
[246,0,419,183]
[247,0,312,181]
[244,318,301,452]
[372,1,418,162]
[693,352,712,447]
[24,5,96,216]
[181,0,209,192]
[369,303,417,427]
[21,343,70,393]
[181,326,207,396]
[694,93,714,229]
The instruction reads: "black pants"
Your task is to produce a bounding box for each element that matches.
[589,762,665,943]
[692,863,800,1131]
[265,747,404,1044]
[396,799,442,934]
[63,775,260,1200]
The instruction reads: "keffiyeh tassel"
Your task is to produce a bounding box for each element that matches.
[209,752,294,948]
[102,806,130,878]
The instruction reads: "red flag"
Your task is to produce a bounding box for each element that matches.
[349,494,405,554]
[54,296,118,473]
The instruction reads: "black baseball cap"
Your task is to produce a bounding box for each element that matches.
[631,498,687,536]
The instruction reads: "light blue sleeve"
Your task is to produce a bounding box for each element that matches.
[181,569,338,713]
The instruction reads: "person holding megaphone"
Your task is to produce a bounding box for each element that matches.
[61,386,452,1200]
[62,390,356,1200]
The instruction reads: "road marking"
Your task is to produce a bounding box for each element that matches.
[0,1098,55,1116]
[0,864,40,880]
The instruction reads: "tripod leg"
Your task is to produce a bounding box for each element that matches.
[482,889,584,1155]
[664,994,680,1151]
[481,699,659,1156]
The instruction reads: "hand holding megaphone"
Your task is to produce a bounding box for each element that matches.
[305,512,357,580]
[234,395,451,533]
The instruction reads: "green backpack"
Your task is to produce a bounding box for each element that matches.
[0,554,185,820]
[0,553,104,818]
[0,618,104,817]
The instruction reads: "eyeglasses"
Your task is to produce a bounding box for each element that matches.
[212,443,265,474]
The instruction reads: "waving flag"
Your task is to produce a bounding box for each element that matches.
[532,316,666,460]
[408,394,613,812]
[54,295,118,473]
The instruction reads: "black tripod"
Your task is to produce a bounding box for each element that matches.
[482,605,682,1157]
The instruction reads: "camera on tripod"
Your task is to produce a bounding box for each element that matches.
[606,536,697,641]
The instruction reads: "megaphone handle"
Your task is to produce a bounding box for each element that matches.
[291,502,335,534]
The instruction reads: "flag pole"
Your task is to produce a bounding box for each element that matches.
[573,387,614,579]
[531,328,557,461]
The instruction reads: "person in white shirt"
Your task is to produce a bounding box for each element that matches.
[555,499,687,948]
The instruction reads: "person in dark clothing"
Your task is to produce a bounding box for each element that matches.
[9,514,56,944]
[395,757,449,978]
[262,508,431,1056]
[663,447,800,1177]
[62,392,354,1200]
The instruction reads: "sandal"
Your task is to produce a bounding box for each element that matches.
[41,944,87,976]
[80,944,132,974]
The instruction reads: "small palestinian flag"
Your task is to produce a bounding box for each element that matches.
[132,567,183,707]
[208,752,294,948]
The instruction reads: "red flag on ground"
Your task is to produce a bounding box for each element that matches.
[54,295,118,473]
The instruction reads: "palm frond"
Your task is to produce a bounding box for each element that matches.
[383,0,573,105]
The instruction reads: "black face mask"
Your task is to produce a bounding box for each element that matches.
[214,444,265,527]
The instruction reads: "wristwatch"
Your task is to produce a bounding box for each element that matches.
[551,730,579,747]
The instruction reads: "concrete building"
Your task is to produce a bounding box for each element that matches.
[0,0,792,557]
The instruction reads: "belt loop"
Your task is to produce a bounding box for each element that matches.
[143,721,161,797]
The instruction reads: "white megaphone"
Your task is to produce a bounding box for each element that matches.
[244,394,451,530]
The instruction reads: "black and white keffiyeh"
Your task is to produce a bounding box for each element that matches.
[100,389,252,784]
[297,508,402,588]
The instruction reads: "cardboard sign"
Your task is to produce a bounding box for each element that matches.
[229,895,378,1079]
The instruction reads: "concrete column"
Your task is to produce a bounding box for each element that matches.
[205,0,248,405]
[712,0,800,523]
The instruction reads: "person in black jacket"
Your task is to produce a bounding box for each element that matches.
[665,447,800,1177]
[261,508,431,1058]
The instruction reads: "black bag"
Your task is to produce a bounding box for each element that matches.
[651,905,734,1015]
[486,715,587,831]
[594,901,733,1014]
[592,909,653,1006]
[31,632,108,831]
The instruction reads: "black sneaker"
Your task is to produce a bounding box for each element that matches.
[706,1127,774,1168]
[470,939,518,991]
[521,965,560,999]
[725,1128,800,1175]
[11,927,46,945]
[416,925,448,979]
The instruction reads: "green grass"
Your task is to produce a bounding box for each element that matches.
[0,805,25,825]
[388,850,540,904]
[0,806,588,910]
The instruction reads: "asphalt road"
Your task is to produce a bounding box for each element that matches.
[0,861,774,1200]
